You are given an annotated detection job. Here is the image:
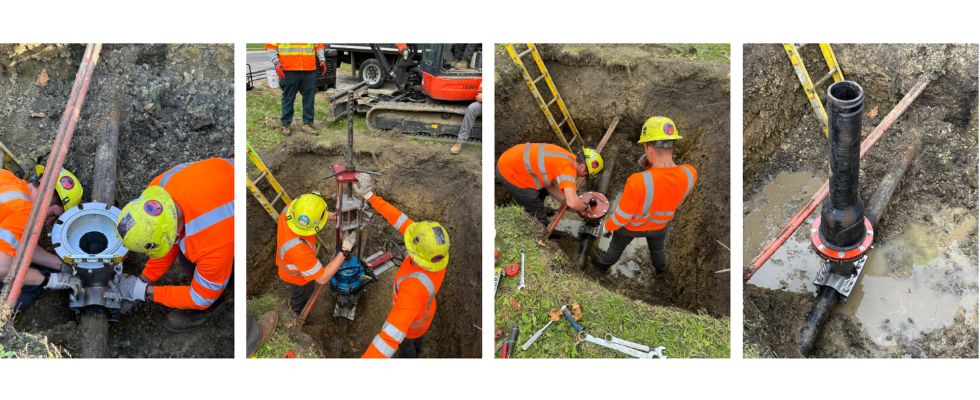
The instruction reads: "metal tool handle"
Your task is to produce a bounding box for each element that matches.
[561,307,583,332]
[604,333,651,352]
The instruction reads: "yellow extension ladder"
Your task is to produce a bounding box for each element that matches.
[1,140,25,177]
[505,43,584,153]
[783,43,845,136]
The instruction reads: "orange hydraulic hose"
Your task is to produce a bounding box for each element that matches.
[746,78,930,280]
[2,44,102,306]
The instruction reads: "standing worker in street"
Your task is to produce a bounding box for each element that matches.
[450,83,481,155]
[353,173,450,358]
[0,166,84,309]
[275,191,355,315]
[593,116,697,275]
[495,143,603,227]
[113,158,234,332]
[265,43,328,136]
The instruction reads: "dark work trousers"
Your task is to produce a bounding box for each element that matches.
[289,281,315,315]
[456,101,482,143]
[496,165,550,226]
[396,336,425,358]
[280,70,317,126]
[452,44,479,63]
[0,270,47,311]
[595,227,669,272]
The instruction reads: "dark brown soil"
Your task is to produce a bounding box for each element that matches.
[246,133,482,358]
[494,44,731,316]
[1,44,234,358]
[743,43,979,358]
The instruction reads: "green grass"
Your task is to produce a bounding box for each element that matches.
[252,330,298,359]
[665,44,731,62]
[494,206,730,358]
[246,43,265,51]
[246,293,322,359]
[247,293,278,319]
[246,88,367,153]
[0,344,15,359]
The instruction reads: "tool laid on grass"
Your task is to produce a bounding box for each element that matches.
[517,249,527,291]
[504,262,519,277]
[500,326,519,358]
[520,306,565,351]
[560,305,667,359]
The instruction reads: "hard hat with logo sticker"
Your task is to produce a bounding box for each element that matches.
[638,116,683,144]
[286,192,330,236]
[34,165,84,210]
[116,186,179,258]
[404,220,450,272]
[582,147,603,176]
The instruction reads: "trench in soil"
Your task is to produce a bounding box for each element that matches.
[246,134,482,358]
[1,44,235,358]
[494,44,731,316]
[743,44,979,358]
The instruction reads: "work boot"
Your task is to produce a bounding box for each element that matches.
[280,124,292,136]
[450,142,464,155]
[592,258,613,273]
[301,123,318,136]
[246,311,279,357]
[164,296,229,333]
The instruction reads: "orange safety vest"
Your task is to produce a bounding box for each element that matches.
[265,43,324,71]
[604,164,697,232]
[0,169,31,257]
[275,210,325,286]
[141,158,234,310]
[362,195,445,358]
[497,143,578,192]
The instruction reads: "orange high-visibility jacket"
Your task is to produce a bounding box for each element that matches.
[362,194,445,358]
[265,43,325,71]
[142,158,234,310]
[604,164,697,232]
[497,143,578,192]
[0,169,31,257]
[275,210,325,286]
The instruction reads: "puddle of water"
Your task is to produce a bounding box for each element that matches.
[746,171,979,346]
[555,191,648,280]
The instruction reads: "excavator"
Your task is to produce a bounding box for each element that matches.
[327,43,483,140]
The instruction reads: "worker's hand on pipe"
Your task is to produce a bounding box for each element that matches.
[44,272,81,292]
[117,274,148,302]
[274,63,285,79]
[353,173,374,200]
[341,232,356,252]
[320,61,328,76]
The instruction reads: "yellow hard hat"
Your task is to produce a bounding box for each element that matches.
[116,186,179,259]
[583,148,603,176]
[286,192,330,236]
[638,116,683,144]
[404,221,450,272]
[35,165,84,210]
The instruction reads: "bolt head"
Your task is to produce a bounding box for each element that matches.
[838,251,845,258]
[818,244,826,250]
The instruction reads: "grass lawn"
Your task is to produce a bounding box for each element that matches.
[246,87,368,153]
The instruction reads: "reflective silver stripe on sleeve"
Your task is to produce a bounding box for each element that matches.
[523,144,542,189]
[396,272,436,299]
[393,214,408,230]
[0,228,20,250]
[537,144,549,183]
[184,201,234,237]
[189,288,216,308]
[652,211,674,217]
[278,237,309,262]
[159,162,192,188]
[381,322,406,343]
[193,270,228,291]
[0,191,29,204]
[555,175,575,185]
[371,335,397,358]
[300,261,323,277]
[641,171,654,216]
[680,165,695,198]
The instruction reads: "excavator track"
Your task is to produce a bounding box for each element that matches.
[366,101,482,142]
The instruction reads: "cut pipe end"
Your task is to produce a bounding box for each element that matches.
[827,81,865,115]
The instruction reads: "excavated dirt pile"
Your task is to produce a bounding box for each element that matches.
[495,44,731,316]
[743,43,978,358]
[0,44,234,358]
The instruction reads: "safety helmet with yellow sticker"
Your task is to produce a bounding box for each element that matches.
[33,165,84,210]
[285,192,330,236]
[404,221,450,272]
[638,116,682,147]
[116,186,179,258]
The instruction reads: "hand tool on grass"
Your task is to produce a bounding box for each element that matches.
[500,326,519,358]
[560,305,667,359]
[520,306,565,351]
[517,249,527,291]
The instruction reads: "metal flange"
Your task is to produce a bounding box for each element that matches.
[809,216,873,262]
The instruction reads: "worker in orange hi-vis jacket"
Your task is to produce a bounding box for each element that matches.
[353,173,450,358]
[113,158,234,333]
[0,167,85,310]
[275,191,355,314]
[594,117,697,275]
[265,43,327,136]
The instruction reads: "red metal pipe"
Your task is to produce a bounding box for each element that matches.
[2,44,101,306]
[746,78,930,280]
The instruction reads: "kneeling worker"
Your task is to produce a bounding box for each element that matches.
[355,174,450,358]
[114,158,234,332]
[495,143,603,226]
[594,117,697,274]
[276,192,354,315]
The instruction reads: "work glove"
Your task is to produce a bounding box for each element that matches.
[274,63,285,79]
[60,263,74,275]
[117,274,148,302]
[353,173,374,200]
[341,232,356,253]
[44,272,81,293]
[637,153,651,169]
[320,60,328,77]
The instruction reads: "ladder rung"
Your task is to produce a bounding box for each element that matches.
[546,97,558,108]
[556,117,567,128]
[814,67,838,87]
[532,72,548,85]
[269,191,283,206]
[251,170,268,186]
[517,47,534,58]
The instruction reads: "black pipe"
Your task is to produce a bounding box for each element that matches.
[819,81,866,249]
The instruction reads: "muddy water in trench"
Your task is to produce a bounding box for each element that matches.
[745,170,979,346]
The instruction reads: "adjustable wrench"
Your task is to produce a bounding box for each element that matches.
[517,249,526,291]
[561,306,666,359]
[520,305,566,351]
